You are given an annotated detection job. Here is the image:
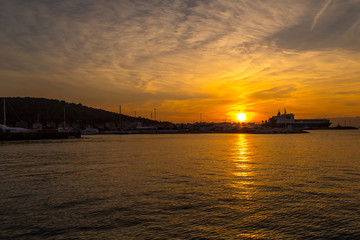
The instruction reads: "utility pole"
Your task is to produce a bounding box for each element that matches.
[154,108,157,121]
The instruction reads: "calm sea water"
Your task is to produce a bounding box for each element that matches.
[1,131,360,239]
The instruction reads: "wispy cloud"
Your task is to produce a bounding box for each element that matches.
[0,0,360,122]
[311,0,332,31]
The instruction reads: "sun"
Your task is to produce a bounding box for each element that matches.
[237,113,246,122]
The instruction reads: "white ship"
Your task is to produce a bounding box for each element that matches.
[269,110,331,129]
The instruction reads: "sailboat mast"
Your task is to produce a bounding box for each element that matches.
[119,104,122,130]
[64,107,66,128]
[3,98,6,126]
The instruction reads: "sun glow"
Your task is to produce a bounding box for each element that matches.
[237,113,246,122]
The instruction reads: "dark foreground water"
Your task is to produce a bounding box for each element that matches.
[1,131,360,239]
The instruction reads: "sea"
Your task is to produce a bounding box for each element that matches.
[1,130,360,239]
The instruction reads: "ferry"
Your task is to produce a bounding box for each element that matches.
[269,110,331,129]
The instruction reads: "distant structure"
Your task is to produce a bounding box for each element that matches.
[268,109,331,129]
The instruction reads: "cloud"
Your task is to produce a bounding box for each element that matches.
[246,86,297,101]
[335,91,359,95]
[1,0,360,122]
[311,0,332,31]
[271,0,360,51]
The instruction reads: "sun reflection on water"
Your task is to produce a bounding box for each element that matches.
[235,134,251,173]
[229,134,256,198]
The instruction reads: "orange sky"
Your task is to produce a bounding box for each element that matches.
[1,0,360,123]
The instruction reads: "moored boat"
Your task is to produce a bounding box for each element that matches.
[0,126,81,141]
[81,128,100,135]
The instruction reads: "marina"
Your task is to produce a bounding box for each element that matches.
[0,98,81,141]
[1,1,360,239]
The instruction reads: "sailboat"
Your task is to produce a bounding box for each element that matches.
[1,98,81,140]
[0,98,27,133]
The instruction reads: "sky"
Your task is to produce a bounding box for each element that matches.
[1,0,359,123]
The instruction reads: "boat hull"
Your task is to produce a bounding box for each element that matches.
[0,131,81,141]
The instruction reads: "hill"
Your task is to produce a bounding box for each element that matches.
[0,97,170,129]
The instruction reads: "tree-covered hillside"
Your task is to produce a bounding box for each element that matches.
[0,97,167,129]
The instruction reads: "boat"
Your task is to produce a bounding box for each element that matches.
[0,124,81,141]
[0,124,28,133]
[0,98,81,141]
[81,128,100,135]
[0,127,81,141]
[268,109,331,129]
[328,124,358,130]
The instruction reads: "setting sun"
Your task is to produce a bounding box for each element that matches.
[237,113,246,122]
